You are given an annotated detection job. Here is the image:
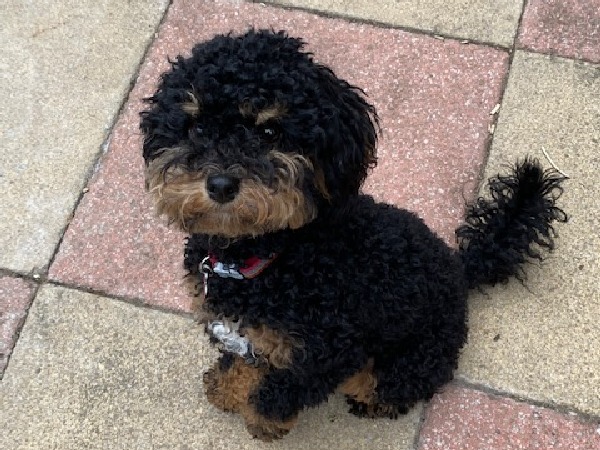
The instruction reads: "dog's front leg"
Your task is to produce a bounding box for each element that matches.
[203,353,298,441]
[249,347,367,423]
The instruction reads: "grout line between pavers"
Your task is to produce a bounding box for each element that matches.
[0,279,42,381]
[252,1,600,68]
[44,279,194,320]
[42,0,175,278]
[454,378,600,425]
[0,267,40,283]
[411,403,429,450]
[467,0,529,196]
[249,0,512,51]
[517,45,600,69]
[516,45,600,67]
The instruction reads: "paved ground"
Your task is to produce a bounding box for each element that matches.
[1,0,599,448]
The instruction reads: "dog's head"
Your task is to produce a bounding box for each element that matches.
[140,29,378,238]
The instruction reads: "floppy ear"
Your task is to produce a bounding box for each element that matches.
[312,65,379,202]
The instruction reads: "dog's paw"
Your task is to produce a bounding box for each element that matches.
[346,397,407,419]
[244,404,298,442]
[246,422,292,442]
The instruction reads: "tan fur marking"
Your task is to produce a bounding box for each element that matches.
[313,166,331,200]
[238,100,253,117]
[181,91,200,116]
[338,358,377,404]
[244,325,303,369]
[256,104,287,125]
[203,356,266,413]
[203,356,298,441]
[144,148,317,237]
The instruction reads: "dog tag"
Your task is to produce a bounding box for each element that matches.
[201,256,212,296]
[212,262,245,279]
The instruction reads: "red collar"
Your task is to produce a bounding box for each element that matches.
[205,253,278,280]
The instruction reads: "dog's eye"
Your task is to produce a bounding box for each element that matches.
[259,124,280,142]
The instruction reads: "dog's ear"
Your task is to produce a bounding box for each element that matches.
[310,65,379,202]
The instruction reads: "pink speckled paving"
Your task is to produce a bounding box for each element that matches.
[418,385,600,450]
[519,0,600,63]
[49,0,507,311]
[0,276,35,374]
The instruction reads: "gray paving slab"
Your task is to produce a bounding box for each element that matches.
[262,0,524,46]
[0,285,421,449]
[0,0,168,273]
[0,276,35,375]
[458,51,600,415]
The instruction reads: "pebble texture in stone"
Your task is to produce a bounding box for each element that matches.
[0,276,35,375]
[519,0,600,63]
[418,385,600,450]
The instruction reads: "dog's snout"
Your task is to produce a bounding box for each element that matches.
[206,174,240,203]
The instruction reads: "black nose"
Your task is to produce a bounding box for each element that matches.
[206,175,240,203]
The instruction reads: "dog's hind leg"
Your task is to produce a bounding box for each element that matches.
[346,333,464,418]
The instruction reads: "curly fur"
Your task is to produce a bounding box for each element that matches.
[140,29,567,440]
[457,159,568,288]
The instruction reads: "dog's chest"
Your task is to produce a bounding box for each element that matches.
[201,254,276,364]
[206,319,251,355]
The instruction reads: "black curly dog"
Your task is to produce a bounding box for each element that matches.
[140,29,567,440]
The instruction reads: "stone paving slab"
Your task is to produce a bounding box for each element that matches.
[0,0,168,274]
[0,285,420,449]
[0,276,36,375]
[519,0,600,63]
[49,0,507,311]
[458,51,600,415]
[418,385,600,450]
[262,0,524,46]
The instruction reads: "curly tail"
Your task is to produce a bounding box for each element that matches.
[456,158,568,290]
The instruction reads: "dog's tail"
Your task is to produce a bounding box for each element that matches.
[456,158,568,290]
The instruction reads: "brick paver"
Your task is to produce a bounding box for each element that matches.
[418,385,600,450]
[519,0,600,63]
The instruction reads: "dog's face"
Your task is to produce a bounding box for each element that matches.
[140,29,378,238]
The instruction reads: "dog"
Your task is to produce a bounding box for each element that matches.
[139,29,567,441]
